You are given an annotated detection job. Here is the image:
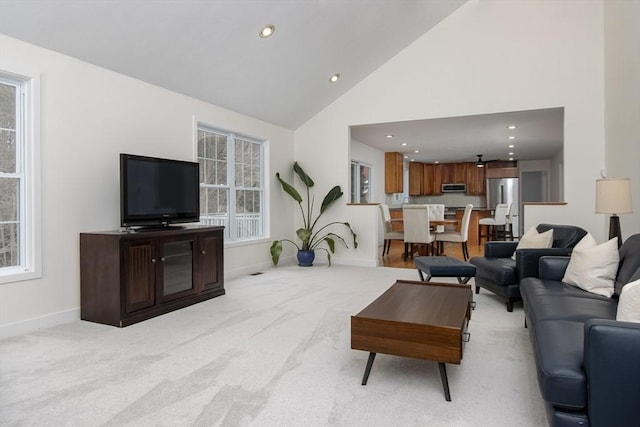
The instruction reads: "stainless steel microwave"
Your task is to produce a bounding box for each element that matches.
[441,183,467,193]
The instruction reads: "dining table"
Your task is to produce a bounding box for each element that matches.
[428,218,460,256]
[429,219,459,229]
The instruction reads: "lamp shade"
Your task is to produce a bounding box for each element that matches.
[595,178,633,214]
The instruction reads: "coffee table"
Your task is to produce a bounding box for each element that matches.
[351,280,472,401]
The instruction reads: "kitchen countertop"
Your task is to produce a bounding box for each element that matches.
[389,205,490,211]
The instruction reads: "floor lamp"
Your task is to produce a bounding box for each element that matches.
[595,178,633,248]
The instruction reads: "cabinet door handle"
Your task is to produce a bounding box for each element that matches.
[201,250,206,254]
[151,258,157,263]
[160,257,166,262]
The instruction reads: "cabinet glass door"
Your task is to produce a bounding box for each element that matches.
[162,240,194,297]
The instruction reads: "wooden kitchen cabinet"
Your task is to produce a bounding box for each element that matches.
[385,152,404,193]
[408,161,423,196]
[438,163,454,185]
[466,162,486,195]
[486,160,519,179]
[453,163,468,184]
[433,164,444,195]
[422,163,437,195]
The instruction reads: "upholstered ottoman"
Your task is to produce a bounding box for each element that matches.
[414,256,476,284]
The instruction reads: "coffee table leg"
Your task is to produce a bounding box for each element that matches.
[438,362,452,401]
[361,352,377,385]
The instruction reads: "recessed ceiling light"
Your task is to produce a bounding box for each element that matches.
[414,150,420,153]
[509,152,514,155]
[404,155,409,159]
[259,25,275,38]
[508,136,516,140]
[410,159,415,162]
[508,144,515,148]
[509,157,514,161]
[401,143,407,146]
[435,161,439,164]
[329,73,340,83]
[386,134,394,138]
[507,125,517,129]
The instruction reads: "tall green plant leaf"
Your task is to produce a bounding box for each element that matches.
[296,228,312,248]
[270,240,283,265]
[293,162,314,188]
[276,172,302,203]
[320,186,343,213]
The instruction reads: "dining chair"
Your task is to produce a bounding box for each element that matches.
[478,203,509,244]
[402,204,436,260]
[503,204,515,240]
[379,204,404,256]
[435,204,473,260]
[426,204,445,233]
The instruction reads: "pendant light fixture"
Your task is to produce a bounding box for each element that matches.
[476,154,484,168]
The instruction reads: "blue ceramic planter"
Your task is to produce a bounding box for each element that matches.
[297,250,315,267]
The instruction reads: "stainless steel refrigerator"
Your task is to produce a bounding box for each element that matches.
[486,178,519,238]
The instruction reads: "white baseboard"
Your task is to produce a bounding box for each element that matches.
[0,307,79,341]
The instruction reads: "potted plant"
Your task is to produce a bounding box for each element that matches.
[270,162,358,266]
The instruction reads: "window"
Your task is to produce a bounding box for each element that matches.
[197,125,265,241]
[350,161,372,203]
[0,71,40,283]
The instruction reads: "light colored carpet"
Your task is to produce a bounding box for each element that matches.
[0,266,546,426]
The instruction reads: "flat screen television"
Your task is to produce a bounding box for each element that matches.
[120,153,200,228]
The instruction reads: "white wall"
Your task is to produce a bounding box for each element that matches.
[295,0,607,263]
[0,35,295,337]
[519,160,552,202]
[549,150,564,202]
[604,0,640,242]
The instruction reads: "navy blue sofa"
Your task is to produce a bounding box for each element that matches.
[470,224,587,312]
[520,233,640,427]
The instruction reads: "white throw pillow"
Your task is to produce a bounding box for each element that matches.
[617,279,640,323]
[562,237,619,298]
[511,227,554,260]
[573,232,597,250]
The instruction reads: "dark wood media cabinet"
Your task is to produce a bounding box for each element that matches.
[80,225,224,327]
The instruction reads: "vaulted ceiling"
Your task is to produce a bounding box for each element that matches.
[0,0,467,129]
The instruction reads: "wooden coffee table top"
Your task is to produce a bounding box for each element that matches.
[351,280,471,364]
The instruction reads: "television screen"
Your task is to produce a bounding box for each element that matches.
[120,153,200,228]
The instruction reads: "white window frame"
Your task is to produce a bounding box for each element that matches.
[350,160,373,203]
[0,69,41,284]
[195,122,268,244]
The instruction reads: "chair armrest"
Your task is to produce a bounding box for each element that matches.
[538,256,570,281]
[516,247,573,281]
[484,241,518,258]
[584,319,640,427]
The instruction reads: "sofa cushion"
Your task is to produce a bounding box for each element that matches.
[562,237,619,297]
[521,277,613,302]
[521,292,617,324]
[537,224,587,249]
[471,257,516,285]
[511,227,553,260]
[615,234,640,296]
[617,278,640,323]
[533,320,587,410]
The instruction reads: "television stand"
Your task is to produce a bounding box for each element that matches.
[80,225,224,327]
[126,224,186,232]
